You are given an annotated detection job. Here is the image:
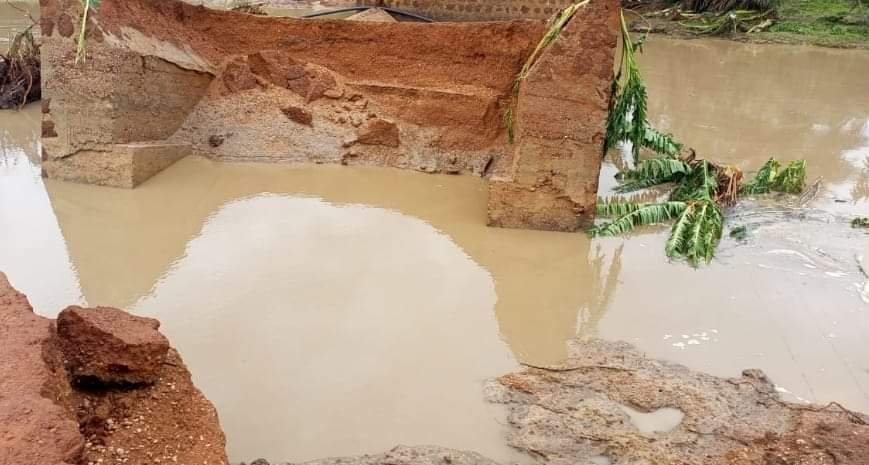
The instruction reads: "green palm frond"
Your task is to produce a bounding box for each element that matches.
[596,199,644,218]
[740,157,779,194]
[771,160,806,194]
[612,157,692,193]
[623,157,692,181]
[642,125,683,157]
[605,12,685,163]
[588,201,687,237]
[665,199,723,266]
[671,160,718,201]
[614,176,677,193]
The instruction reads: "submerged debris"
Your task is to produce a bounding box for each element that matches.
[0,28,40,109]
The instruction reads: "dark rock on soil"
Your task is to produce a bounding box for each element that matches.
[356,118,400,147]
[282,105,313,126]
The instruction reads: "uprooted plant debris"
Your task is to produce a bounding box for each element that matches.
[0,27,40,109]
[640,5,778,35]
[589,11,807,267]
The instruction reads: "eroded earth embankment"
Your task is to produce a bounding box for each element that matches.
[0,272,227,465]
[40,0,620,231]
[4,269,867,465]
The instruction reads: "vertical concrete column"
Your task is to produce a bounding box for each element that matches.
[40,0,212,187]
[487,0,620,232]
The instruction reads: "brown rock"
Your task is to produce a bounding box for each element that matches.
[248,50,297,88]
[287,65,339,103]
[56,306,169,385]
[282,106,313,126]
[221,58,259,95]
[323,88,345,99]
[356,118,400,147]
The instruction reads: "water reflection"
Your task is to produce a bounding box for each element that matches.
[0,104,84,312]
[43,158,606,462]
[0,33,867,463]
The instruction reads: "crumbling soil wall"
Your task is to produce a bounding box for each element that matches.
[41,0,618,231]
[0,272,228,465]
[354,0,578,21]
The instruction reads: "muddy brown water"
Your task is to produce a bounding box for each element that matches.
[0,2,38,54]
[2,27,869,465]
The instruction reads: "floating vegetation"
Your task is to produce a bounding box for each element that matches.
[76,0,102,65]
[0,13,40,109]
[591,13,807,267]
[606,10,681,164]
[740,158,806,194]
[853,217,869,228]
[504,0,590,143]
[729,225,749,240]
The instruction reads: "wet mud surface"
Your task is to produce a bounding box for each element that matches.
[1,19,868,465]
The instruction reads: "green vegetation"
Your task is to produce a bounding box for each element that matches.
[590,13,808,267]
[606,10,681,164]
[641,0,868,47]
[75,0,101,65]
[853,217,869,228]
[768,0,869,46]
[739,158,807,194]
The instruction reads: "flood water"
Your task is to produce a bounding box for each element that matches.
[1,14,868,464]
[0,2,38,53]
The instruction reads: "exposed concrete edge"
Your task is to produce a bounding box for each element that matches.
[42,143,190,188]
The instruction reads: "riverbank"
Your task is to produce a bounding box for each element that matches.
[630,0,869,49]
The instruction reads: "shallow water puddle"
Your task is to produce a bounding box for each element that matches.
[130,194,519,462]
[40,157,595,463]
[1,36,869,463]
[618,405,684,434]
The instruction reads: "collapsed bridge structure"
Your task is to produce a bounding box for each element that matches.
[40,0,619,231]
